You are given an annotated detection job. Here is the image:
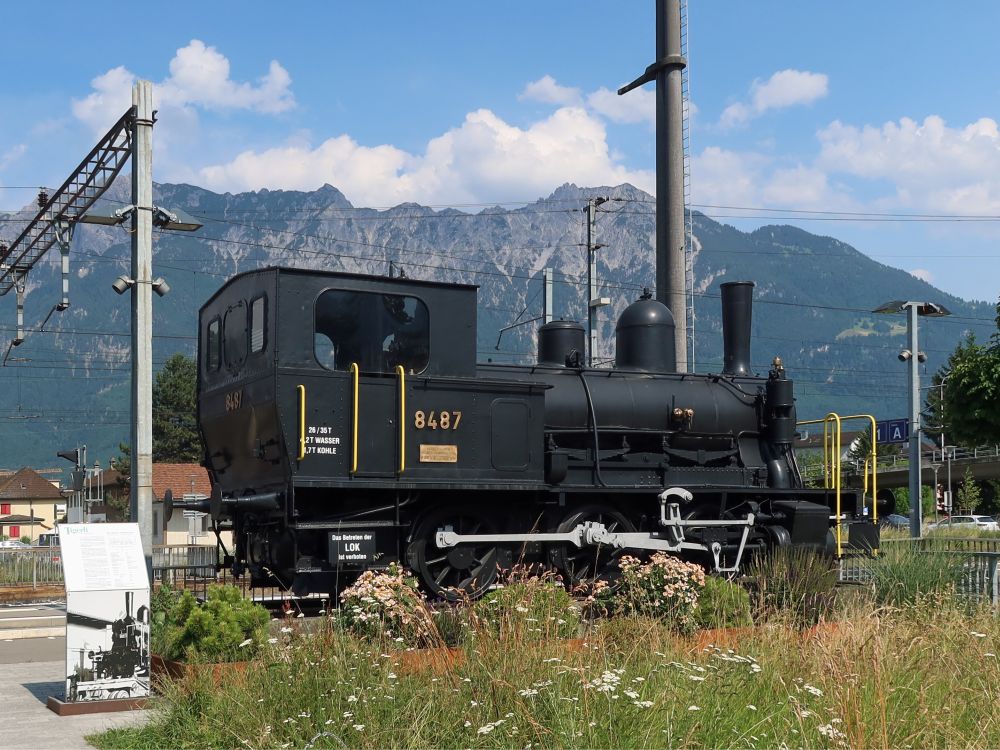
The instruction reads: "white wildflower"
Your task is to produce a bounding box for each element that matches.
[352,724,365,731]
[518,688,539,697]
[238,638,253,648]
[688,705,701,711]
[634,700,654,708]
[804,684,823,697]
[746,704,757,711]
[280,627,293,634]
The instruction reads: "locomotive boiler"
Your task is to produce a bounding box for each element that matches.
[169,269,879,598]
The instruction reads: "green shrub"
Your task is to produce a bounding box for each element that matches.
[598,552,705,633]
[150,583,182,656]
[338,563,436,646]
[747,546,838,626]
[474,569,580,641]
[694,575,753,630]
[159,584,269,663]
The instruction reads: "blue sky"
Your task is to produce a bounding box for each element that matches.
[2,1,1000,302]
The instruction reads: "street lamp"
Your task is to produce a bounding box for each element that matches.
[874,299,951,538]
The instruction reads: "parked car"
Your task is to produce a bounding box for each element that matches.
[928,515,1000,532]
[0,540,31,549]
[880,513,910,530]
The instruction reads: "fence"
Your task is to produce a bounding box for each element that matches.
[0,548,64,588]
[839,537,1000,605]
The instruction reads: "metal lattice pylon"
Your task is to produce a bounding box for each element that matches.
[0,108,134,295]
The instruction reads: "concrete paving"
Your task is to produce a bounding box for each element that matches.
[0,638,150,748]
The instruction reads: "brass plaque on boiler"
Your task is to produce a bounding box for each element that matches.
[419,444,458,463]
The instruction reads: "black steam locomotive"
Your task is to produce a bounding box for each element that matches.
[168,268,879,597]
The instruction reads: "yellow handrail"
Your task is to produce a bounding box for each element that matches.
[396,365,406,474]
[798,413,843,555]
[837,414,878,524]
[296,384,306,461]
[350,363,359,474]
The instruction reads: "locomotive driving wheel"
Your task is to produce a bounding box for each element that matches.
[549,504,636,587]
[407,507,508,600]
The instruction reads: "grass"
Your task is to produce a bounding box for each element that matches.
[93,579,1000,749]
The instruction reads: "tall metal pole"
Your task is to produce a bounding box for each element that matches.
[131,80,154,581]
[906,302,922,538]
[586,200,600,366]
[543,267,553,324]
[658,0,688,372]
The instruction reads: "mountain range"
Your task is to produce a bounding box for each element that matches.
[0,181,993,471]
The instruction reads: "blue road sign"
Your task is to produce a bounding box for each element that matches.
[876,418,909,444]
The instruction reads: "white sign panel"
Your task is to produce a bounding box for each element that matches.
[58,524,150,702]
[59,523,148,592]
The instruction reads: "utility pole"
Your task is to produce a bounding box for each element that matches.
[586,197,609,367]
[131,80,154,582]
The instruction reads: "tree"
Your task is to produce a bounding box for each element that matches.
[152,353,202,463]
[957,467,983,514]
[110,353,203,474]
[938,301,1000,446]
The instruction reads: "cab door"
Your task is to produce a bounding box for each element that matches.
[354,372,401,477]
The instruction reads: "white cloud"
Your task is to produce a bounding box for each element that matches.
[0,144,27,170]
[720,69,828,128]
[817,116,1000,213]
[71,40,294,136]
[195,106,654,206]
[910,268,934,283]
[520,75,580,106]
[587,86,656,125]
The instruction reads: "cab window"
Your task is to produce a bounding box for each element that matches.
[250,296,266,353]
[206,318,221,371]
[314,289,429,373]
[224,301,247,372]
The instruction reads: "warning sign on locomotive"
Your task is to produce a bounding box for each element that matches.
[329,531,378,565]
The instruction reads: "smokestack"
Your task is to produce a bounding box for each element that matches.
[618,0,688,372]
[720,281,754,376]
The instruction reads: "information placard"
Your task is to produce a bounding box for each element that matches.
[58,524,150,703]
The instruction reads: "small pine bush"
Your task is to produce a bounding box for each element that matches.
[160,584,269,662]
[694,575,753,630]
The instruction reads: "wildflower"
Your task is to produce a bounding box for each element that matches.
[296,612,305,618]
[624,690,640,699]
[746,704,757,711]
[267,637,278,644]
[347,695,358,703]
[518,688,539,697]
[634,700,654,708]
[688,705,701,711]
[818,723,847,741]
[343,712,353,718]
[325,719,333,725]
[803,684,823,697]
[298,711,310,718]
[280,627,293,634]
[352,724,365,731]
[238,638,253,648]
[688,675,706,682]
[970,631,988,638]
